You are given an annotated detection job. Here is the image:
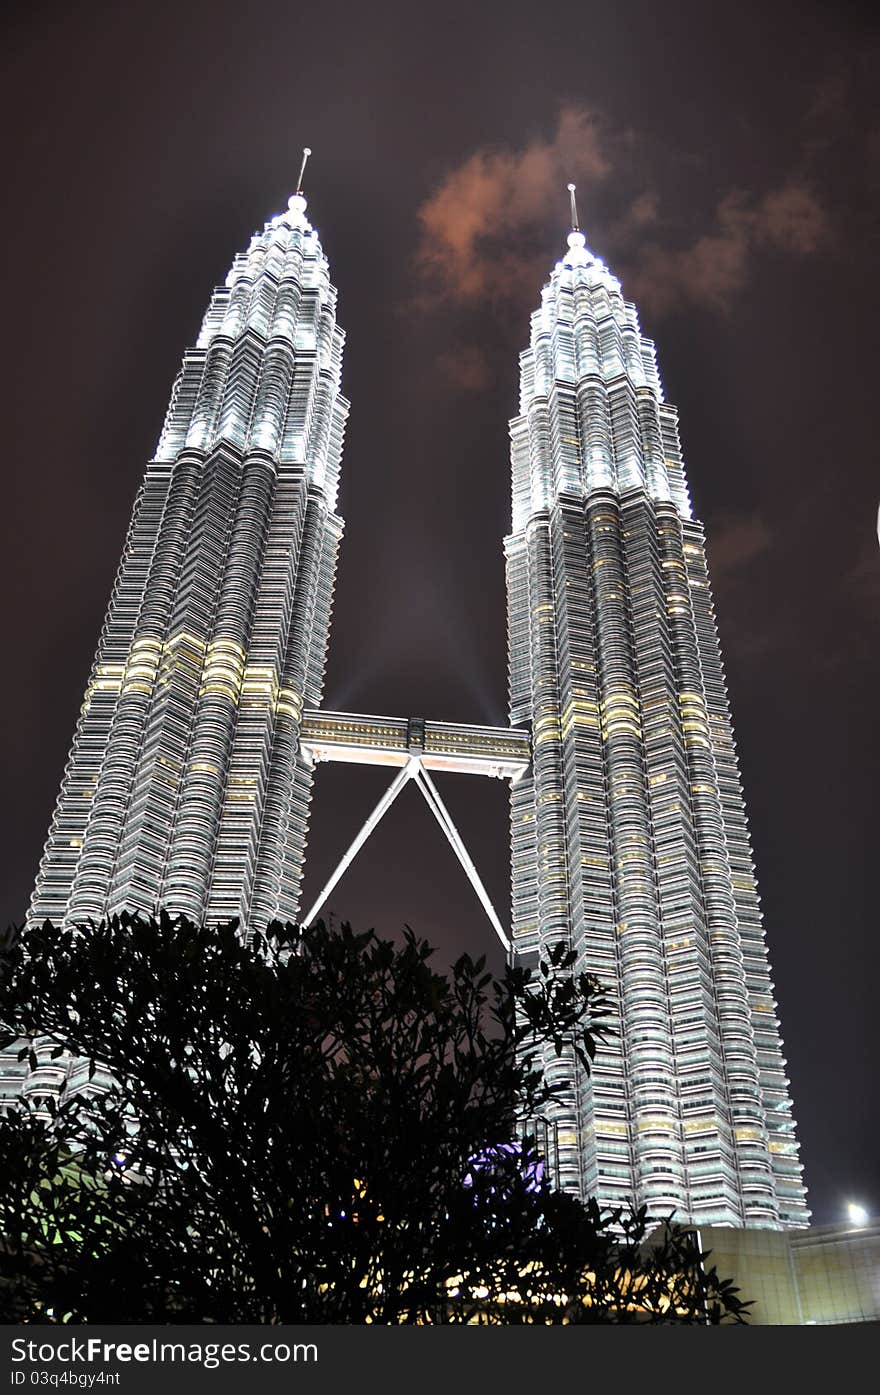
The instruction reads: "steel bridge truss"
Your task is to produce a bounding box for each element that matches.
[299,710,531,954]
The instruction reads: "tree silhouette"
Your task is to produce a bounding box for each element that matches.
[0,914,749,1323]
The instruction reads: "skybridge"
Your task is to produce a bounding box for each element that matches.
[299,710,530,779]
[299,710,532,954]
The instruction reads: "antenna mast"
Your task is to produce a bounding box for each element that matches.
[567,182,580,232]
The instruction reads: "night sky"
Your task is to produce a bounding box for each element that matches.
[3,0,878,1227]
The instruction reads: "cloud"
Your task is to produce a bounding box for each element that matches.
[701,511,781,666]
[435,345,492,393]
[707,494,880,674]
[414,108,829,319]
[415,106,612,306]
[706,511,773,583]
[618,190,660,232]
[755,183,827,253]
[630,184,828,316]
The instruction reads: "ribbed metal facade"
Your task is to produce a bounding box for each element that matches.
[506,230,809,1228]
[29,191,348,934]
[14,190,809,1232]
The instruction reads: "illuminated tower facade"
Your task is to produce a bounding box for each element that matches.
[505,206,809,1228]
[28,178,348,933]
[15,166,809,1231]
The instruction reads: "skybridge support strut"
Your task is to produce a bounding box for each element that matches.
[301,758,416,929]
[301,755,511,954]
[413,764,510,954]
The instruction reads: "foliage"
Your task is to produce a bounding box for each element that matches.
[0,914,749,1323]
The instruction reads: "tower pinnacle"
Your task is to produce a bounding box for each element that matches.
[296,146,312,195]
[562,182,590,266]
[567,181,580,232]
[287,147,313,224]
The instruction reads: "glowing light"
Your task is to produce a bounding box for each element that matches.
[287,193,308,226]
[848,1202,870,1227]
[464,1142,545,1194]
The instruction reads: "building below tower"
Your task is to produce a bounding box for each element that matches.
[692,1220,880,1324]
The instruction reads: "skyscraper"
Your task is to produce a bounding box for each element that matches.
[16,167,809,1234]
[505,204,809,1228]
[28,176,348,934]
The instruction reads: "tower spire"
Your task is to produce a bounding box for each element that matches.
[567,182,580,232]
[563,182,589,266]
[296,146,312,196]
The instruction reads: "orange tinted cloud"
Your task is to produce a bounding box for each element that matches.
[631,183,828,315]
[415,110,828,318]
[758,183,827,253]
[415,106,611,304]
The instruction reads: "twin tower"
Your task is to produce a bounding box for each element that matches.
[22,176,809,1230]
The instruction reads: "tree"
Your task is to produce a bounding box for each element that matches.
[0,914,749,1323]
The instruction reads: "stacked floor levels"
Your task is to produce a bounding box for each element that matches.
[505,227,809,1228]
[29,189,348,935]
